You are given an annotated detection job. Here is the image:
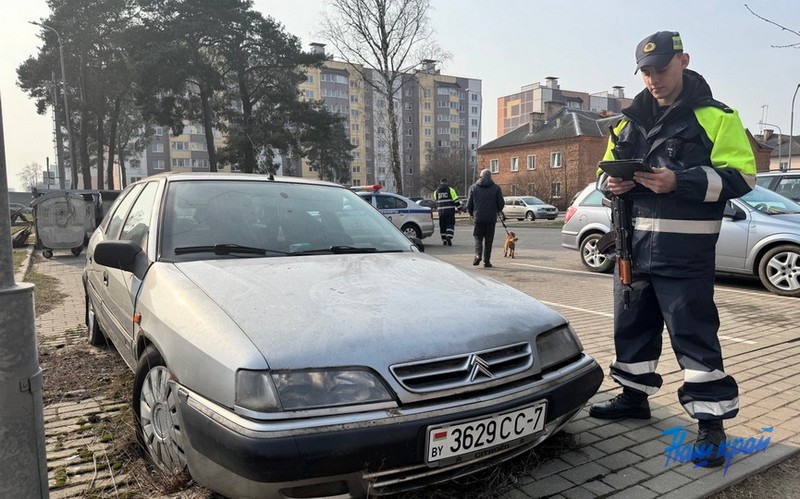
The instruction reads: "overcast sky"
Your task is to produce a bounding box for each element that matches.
[3,0,799,191]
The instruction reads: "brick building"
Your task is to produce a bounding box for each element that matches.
[477,106,618,210]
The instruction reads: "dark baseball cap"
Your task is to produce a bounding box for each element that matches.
[635,31,683,73]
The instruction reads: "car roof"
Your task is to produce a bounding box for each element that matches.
[141,171,346,189]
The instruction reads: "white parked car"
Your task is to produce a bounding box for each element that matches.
[353,184,435,239]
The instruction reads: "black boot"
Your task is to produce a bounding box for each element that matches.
[589,389,651,420]
[692,420,726,468]
[473,256,481,266]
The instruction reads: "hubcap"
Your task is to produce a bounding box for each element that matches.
[583,239,608,269]
[140,365,185,472]
[766,251,800,292]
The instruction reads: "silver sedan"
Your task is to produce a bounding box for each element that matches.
[83,172,602,498]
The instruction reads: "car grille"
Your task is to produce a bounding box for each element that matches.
[390,342,533,393]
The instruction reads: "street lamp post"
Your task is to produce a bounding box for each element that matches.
[759,121,783,171]
[790,83,800,172]
[30,21,76,189]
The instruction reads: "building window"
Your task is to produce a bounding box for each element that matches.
[305,90,315,99]
[192,159,209,168]
[406,116,412,123]
[551,152,563,168]
[424,102,432,110]
[171,141,189,150]
[351,95,358,103]
[352,165,361,173]
[351,109,359,118]
[151,143,164,153]
[551,181,562,198]
[527,155,536,170]
[471,106,478,113]
[130,176,142,182]
[352,123,360,132]
[511,157,519,172]
[407,128,413,136]
[490,159,499,173]
[154,126,163,136]
[471,93,478,101]
[171,158,190,167]
[152,160,165,170]
[424,128,432,136]
[306,74,314,83]
[424,115,432,123]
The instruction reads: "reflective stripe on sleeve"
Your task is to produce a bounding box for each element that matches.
[702,166,723,202]
[683,397,740,418]
[635,217,721,235]
[612,357,658,375]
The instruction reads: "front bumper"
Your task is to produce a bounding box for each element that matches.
[176,354,602,498]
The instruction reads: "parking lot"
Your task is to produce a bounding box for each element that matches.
[428,224,800,498]
[23,223,800,498]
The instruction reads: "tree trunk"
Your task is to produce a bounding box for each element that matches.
[199,82,218,172]
[106,96,121,189]
[118,145,127,189]
[385,78,403,195]
[238,73,256,173]
[95,99,106,191]
[78,60,92,189]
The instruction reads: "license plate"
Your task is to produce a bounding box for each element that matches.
[425,401,547,464]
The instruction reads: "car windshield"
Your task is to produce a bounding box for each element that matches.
[161,180,415,261]
[739,186,800,215]
[520,197,545,205]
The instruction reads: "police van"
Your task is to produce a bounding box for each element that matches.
[352,185,435,240]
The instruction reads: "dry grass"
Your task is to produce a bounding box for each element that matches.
[24,254,67,317]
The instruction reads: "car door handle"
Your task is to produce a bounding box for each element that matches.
[102,270,108,286]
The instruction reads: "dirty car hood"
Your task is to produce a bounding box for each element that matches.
[174,253,565,370]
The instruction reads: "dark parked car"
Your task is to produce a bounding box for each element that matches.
[84,172,602,498]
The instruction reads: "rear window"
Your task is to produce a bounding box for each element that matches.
[580,189,606,207]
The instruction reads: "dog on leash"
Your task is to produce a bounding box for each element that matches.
[503,231,518,258]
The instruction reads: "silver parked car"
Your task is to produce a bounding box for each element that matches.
[562,182,800,297]
[83,172,602,499]
[502,196,558,221]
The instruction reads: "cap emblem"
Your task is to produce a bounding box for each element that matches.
[643,42,656,53]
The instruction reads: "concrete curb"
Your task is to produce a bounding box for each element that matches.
[14,244,34,283]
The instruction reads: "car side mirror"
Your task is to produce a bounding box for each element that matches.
[93,240,150,280]
[723,202,746,221]
[409,237,425,252]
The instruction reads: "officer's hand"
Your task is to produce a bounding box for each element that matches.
[607,176,636,196]
[634,167,676,194]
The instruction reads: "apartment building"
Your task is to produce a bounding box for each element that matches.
[298,44,482,196]
[497,77,631,137]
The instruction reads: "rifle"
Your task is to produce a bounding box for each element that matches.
[603,195,633,309]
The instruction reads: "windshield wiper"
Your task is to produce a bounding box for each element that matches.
[174,244,290,256]
[290,246,380,255]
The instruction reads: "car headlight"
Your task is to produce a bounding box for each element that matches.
[536,325,583,371]
[236,369,393,413]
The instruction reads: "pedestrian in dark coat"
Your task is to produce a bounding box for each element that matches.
[467,169,504,268]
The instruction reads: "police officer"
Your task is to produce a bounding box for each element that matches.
[589,31,756,468]
[433,178,460,246]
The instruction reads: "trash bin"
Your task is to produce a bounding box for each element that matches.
[31,192,96,258]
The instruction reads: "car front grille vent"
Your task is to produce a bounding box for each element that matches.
[390,342,532,393]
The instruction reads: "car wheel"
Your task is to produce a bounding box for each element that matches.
[401,223,422,239]
[133,346,187,473]
[525,211,535,221]
[580,233,614,273]
[71,246,83,257]
[85,294,105,346]
[757,244,800,297]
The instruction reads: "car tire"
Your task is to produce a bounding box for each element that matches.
[525,211,535,221]
[133,346,187,473]
[401,223,422,239]
[85,294,105,346]
[71,246,83,257]
[580,233,614,273]
[757,244,800,297]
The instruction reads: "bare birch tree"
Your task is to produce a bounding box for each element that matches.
[320,0,444,195]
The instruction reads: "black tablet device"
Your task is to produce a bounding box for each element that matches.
[598,160,652,180]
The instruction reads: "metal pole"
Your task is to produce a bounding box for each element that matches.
[31,21,76,188]
[50,70,65,189]
[789,84,800,172]
[759,122,782,171]
[0,93,50,497]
